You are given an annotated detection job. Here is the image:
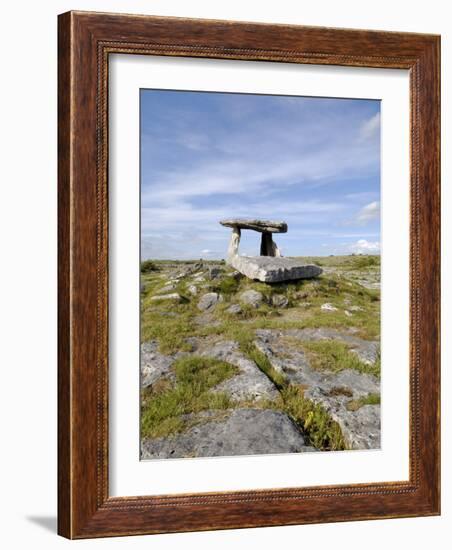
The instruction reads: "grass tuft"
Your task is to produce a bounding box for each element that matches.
[346,393,381,411]
[300,340,380,378]
[141,356,238,439]
[279,385,346,450]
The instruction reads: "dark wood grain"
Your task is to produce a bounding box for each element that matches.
[58,10,440,539]
[57,10,72,538]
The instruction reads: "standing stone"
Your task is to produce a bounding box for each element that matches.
[260,231,281,257]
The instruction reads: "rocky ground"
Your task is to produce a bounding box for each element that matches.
[140,255,381,459]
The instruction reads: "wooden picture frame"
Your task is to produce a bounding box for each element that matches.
[58,11,440,539]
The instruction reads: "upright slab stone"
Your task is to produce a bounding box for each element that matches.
[219,218,322,282]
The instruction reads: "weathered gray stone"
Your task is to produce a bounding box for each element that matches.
[327,369,380,397]
[253,328,381,450]
[229,255,322,283]
[304,384,381,449]
[226,304,242,314]
[239,289,264,308]
[140,341,175,388]
[271,294,289,308]
[201,340,278,401]
[254,329,321,386]
[220,219,287,233]
[187,284,198,296]
[150,293,182,303]
[141,408,316,459]
[283,327,380,366]
[197,292,221,311]
[173,264,201,279]
[208,266,223,279]
[321,303,338,312]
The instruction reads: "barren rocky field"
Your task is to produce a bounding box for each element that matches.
[140,255,381,459]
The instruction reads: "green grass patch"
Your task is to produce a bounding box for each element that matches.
[279,385,346,450]
[141,356,238,439]
[212,275,240,296]
[346,393,381,411]
[141,259,159,273]
[300,340,380,378]
[348,255,380,270]
[246,346,287,390]
[141,308,196,354]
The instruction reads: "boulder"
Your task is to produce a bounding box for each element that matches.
[197,292,221,311]
[226,304,242,315]
[239,289,264,308]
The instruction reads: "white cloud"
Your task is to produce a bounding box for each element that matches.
[355,201,380,225]
[360,113,380,140]
[141,199,345,234]
[140,94,381,260]
[141,111,380,207]
[350,239,380,253]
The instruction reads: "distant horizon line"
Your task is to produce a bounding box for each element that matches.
[141,252,381,262]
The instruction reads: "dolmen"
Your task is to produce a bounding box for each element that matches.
[219,218,322,283]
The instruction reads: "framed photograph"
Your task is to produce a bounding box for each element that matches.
[58,11,440,538]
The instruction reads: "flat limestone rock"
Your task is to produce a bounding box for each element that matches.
[141,408,315,459]
[220,219,287,233]
[200,340,279,401]
[140,341,175,388]
[254,328,381,450]
[284,327,380,365]
[230,255,322,283]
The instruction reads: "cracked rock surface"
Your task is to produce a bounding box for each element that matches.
[141,408,316,459]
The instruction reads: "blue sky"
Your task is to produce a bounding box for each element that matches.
[141,89,380,260]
